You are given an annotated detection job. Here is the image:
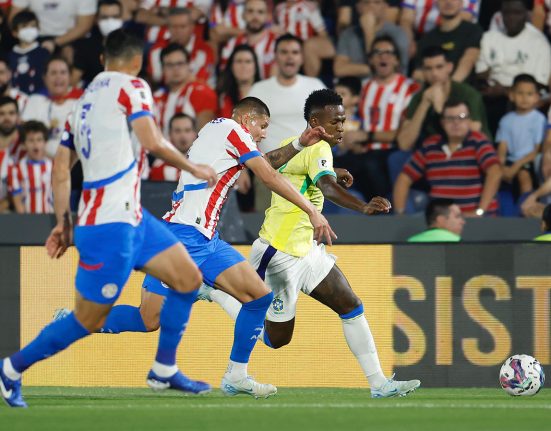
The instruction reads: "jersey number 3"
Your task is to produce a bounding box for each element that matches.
[80,103,93,159]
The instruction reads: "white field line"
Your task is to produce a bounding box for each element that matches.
[24,402,551,411]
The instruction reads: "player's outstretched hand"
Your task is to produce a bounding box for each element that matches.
[191,164,218,187]
[335,168,353,188]
[298,126,333,148]
[364,197,392,215]
[309,210,337,246]
[46,221,72,259]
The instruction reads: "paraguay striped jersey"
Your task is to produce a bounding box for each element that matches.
[8,156,53,213]
[60,71,154,226]
[163,117,261,238]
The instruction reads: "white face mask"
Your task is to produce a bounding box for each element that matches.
[98,18,123,37]
[18,27,38,43]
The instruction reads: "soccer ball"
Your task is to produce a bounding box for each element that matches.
[499,354,545,396]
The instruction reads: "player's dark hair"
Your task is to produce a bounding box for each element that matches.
[0,96,18,113]
[425,198,455,226]
[304,89,343,122]
[11,10,38,31]
[20,120,48,142]
[335,76,362,96]
[98,0,123,14]
[370,34,400,59]
[169,112,196,132]
[512,73,538,89]
[502,0,527,9]
[542,204,551,231]
[104,28,144,62]
[160,42,190,65]
[421,45,450,63]
[233,96,270,117]
[275,33,303,51]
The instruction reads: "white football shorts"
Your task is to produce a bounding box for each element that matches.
[249,238,337,322]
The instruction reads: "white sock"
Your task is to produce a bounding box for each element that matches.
[3,358,21,380]
[225,360,247,381]
[210,289,242,321]
[341,313,387,389]
[152,361,178,378]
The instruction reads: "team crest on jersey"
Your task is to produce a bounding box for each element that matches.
[272,297,284,313]
[317,158,330,169]
[101,283,118,299]
[131,79,144,89]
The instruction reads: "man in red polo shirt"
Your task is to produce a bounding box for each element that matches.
[393,100,502,216]
[153,43,217,136]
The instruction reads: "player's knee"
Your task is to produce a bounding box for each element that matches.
[141,310,160,332]
[269,333,292,349]
[170,266,202,293]
[339,296,362,316]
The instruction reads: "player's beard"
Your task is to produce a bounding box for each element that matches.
[0,124,16,136]
[246,23,264,34]
[440,12,460,20]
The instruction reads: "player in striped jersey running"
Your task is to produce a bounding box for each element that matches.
[0,29,218,408]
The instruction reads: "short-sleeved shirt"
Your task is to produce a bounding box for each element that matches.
[8,156,53,213]
[163,117,262,239]
[406,81,491,145]
[61,71,155,226]
[476,24,551,87]
[153,81,217,138]
[408,228,461,242]
[0,149,12,200]
[275,0,325,40]
[259,137,336,257]
[12,0,97,36]
[337,23,409,76]
[403,131,500,213]
[496,110,546,162]
[415,21,482,70]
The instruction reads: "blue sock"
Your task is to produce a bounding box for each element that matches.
[10,312,89,373]
[100,305,147,334]
[155,288,198,366]
[230,292,273,363]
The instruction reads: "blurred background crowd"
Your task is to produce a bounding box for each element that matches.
[0,0,550,221]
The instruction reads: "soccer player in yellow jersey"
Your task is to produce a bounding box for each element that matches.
[201,89,421,398]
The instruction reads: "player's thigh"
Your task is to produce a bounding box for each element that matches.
[250,239,302,323]
[73,291,113,332]
[309,265,361,315]
[74,223,136,305]
[137,210,202,293]
[142,242,202,293]
[214,261,270,303]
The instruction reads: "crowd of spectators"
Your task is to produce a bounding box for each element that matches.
[0,0,550,221]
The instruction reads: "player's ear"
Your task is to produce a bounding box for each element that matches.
[99,54,105,66]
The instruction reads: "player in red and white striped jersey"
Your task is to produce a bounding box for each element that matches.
[400,0,480,40]
[220,0,276,79]
[147,7,215,84]
[138,0,212,44]
[149,113,197,181]
[8,121,53,214]
[274,0,336,76]
[153,43,217,137]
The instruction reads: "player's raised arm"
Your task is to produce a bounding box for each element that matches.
[245,155,337,245]
[264,126,333,169]
[131,115,217,187]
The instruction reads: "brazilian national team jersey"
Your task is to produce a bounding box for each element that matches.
[259,136,336,257]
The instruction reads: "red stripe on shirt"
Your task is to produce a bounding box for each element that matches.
[204,166,240,231]
[85,188,105,225]
[117,88,132,115]
[227,129,252,156]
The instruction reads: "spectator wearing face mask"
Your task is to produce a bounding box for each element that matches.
[9,10,50,94]
[72,0,124,87]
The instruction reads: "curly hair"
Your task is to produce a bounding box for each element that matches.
[303,89,343,122]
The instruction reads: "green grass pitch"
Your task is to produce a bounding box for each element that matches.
[2,387,550,431]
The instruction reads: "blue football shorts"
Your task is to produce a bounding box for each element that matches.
[142,222,245,295]
[74,209,178,304]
